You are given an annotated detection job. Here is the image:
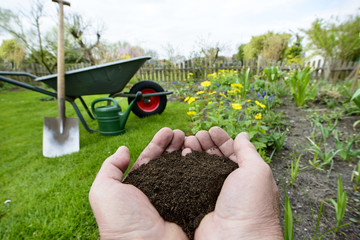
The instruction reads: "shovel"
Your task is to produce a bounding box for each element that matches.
[43,0,79,158]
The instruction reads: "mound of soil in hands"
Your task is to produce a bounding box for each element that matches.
[123,150,238,239]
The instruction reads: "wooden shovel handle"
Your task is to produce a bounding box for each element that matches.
[52,0,71,6]
[53,0,70,119]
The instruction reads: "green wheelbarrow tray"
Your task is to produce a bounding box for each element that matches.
[35,56,151,96]
[0,56,172,133]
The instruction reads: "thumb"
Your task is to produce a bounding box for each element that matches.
[96,146,130,182]
[234,132,264,168]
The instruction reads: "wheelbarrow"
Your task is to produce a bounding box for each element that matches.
[0,56,172,133]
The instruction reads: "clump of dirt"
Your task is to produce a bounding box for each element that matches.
[123,150,238,239]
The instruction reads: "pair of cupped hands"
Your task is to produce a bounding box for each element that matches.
[89,126,284,240]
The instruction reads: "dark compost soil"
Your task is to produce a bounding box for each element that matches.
[123,151,237,239]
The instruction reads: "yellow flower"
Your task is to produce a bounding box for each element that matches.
[220,101,224,105]
[187,111,196,116]
[196,91,205,95]
[209,91,216,95]
[187,97,197,104]
[247,107,250,111]
[201,81,211,87]
[189,72,193,76]
[247,99,251,103]
[219,92,227,98]
[227,90,235,94]
[208,101,213,105]
[231,83,243,89]
[184,96,190,102]
[232,103,242,110]
[255,100,266,109]
[254,113,262,120]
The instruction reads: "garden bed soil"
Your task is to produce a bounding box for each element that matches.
[271,99,360,239]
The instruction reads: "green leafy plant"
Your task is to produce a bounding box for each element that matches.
[238,68,252,99]
[327,174,347,232]
[267,130,287,159]
[334,131,360,161]
[263,65,284,82]
[286,66,317,107]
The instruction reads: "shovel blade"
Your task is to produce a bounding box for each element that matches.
[43,117,79,158]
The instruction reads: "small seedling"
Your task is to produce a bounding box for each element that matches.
[290,154,303,187]
[326,174,347,232]
[283,190,294,240]
[334,131,360,161]
[306,137,340,176]
[351,160,360,191]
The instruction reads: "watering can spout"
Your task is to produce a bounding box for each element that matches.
[118,91,142,129]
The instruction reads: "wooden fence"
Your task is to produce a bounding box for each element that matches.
[0,62,92,77]
[136,58,359,82]
[0,58,358,83]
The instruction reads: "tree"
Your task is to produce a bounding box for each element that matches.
[303,13,360,81]
[234,44,245,62]
[304,14,360,62]
[162,43,185,64]
[44,26,87,65]
[0,39,26,69]
[66,13,103,65]
[0,1,56,73]
[242,32,291,61]
[285,33,304,64]
[94,41,156,64]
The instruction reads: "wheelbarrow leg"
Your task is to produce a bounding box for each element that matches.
[78,96,95,120]
[68,100,98,133]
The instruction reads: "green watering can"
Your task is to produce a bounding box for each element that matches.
[91,92,142,136]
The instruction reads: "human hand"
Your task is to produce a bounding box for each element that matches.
[184,127,283,240]
[89,127,189,240]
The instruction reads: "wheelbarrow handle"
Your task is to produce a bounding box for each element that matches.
[0,71,38,79]
[0,75,56,98]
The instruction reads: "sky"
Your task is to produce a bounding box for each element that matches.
[0,0,359,59]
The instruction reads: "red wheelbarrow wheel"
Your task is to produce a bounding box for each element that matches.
[128,80,167,118]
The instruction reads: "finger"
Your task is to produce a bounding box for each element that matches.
[96,146,130,182]
[184,135,202,152]
[209,126,237,163]
[195,130,223,156]
[234,132,264,168]
[166,129,185,152]
[181,148,192,156]
[132,127,174,170]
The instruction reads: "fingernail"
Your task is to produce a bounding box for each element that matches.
[240,132,250,140]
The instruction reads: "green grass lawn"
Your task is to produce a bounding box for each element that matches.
[0,89,190,239]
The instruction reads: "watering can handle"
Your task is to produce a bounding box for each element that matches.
[91,98,120,119]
